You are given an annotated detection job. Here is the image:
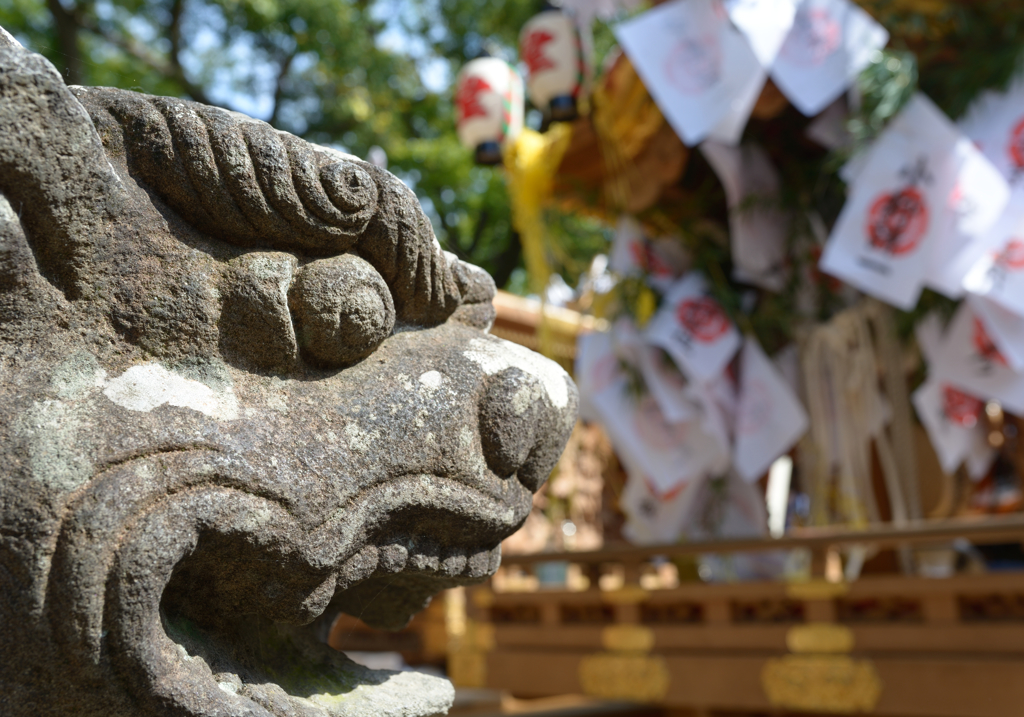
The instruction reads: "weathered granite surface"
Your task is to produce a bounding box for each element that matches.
[0,28,577,717]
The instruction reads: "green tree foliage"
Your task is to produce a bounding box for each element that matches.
[0,0,558,287]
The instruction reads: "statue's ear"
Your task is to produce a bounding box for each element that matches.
[0,36,126,300]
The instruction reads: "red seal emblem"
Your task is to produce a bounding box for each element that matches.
[941,384,982,428]
[677,296,729,343]
[629,239,672,277]
[521,30,556,75]
[1008,117,1024,170]
[973,317,1008,367]
[866,186,929,255]
[780,8,840,66]
[455,76,491,122]
[995,238,1024,270]
[664,34,722,95]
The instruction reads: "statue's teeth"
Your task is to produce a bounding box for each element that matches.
[409,552,440,572]
[376,543,408,573]
[440,552,468,577]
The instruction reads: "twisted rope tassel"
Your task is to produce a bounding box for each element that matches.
[73,87,460,326]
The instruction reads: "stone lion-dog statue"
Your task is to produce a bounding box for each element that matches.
[0,26,577,717]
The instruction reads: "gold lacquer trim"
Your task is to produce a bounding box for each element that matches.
[787,623,855,654]
[579,653,670,703]
[786,579,850,600]
[601,624,655,652]
[762,655,882,713]
[602,585,650,604]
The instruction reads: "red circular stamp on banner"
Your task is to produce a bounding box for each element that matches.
[942,384,982,428]
[866,187,929,255]
[677,296,729,343]
[1008,117,1024,170]
[634,395,689,450]
[973,316,1008,367]
[664,34,722,95]
[779,8,841,66]
[995,238,1024,270]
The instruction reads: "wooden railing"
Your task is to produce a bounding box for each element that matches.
[451,515,1024,717]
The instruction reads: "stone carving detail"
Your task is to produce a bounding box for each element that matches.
[0,28,577,717]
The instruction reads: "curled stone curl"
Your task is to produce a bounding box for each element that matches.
[72,88,461,326]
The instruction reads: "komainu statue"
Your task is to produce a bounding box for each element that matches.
[0,26,577,717]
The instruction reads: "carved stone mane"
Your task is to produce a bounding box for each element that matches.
[76,88,460,326]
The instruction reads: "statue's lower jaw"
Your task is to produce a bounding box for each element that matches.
[160,615,454,717]
[71,474,513,717]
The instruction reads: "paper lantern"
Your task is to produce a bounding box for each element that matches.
[454,57,525,165]
[519,9,585,122]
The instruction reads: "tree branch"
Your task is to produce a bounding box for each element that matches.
[268,51,297,128]
[46,0,83,84]
[76,9,212,105]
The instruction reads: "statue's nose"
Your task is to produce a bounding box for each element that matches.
[477,359,578,493]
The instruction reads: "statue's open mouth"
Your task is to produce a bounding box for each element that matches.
[58,461,529,717]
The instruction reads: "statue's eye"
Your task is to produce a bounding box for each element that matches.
[288,254,395,369]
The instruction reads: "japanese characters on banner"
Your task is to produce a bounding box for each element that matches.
[819,94,1009,309]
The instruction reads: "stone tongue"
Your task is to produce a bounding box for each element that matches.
[164,614,454,717]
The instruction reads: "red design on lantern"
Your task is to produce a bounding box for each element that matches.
[995,238,1024,270]
[1008,117,1024,170]
[973,317,1008,367]
[664,34,722,95]
[456,76,491,121]
[942,384,982,428]
[866,186,929,255]
[677,297,729,342]
[521,29,556,75]
[780,8,841,66]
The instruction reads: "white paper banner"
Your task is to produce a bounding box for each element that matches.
[609,215,689,291]
[966,295,1024,373]
[576,331,729,494]
[958,73,1024,186]
[723,0,797,67]
[819,94,1008,309]
[770,0,888,117]
[733,337,809,481]
[912,377,992,476]
[701,140,788,291]
[620,472,699,545]
[925,137,1011,298]
[645,273,742,381]
[615,0,766,146]
[930,302,1024,414]
[963,202,1024,316]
